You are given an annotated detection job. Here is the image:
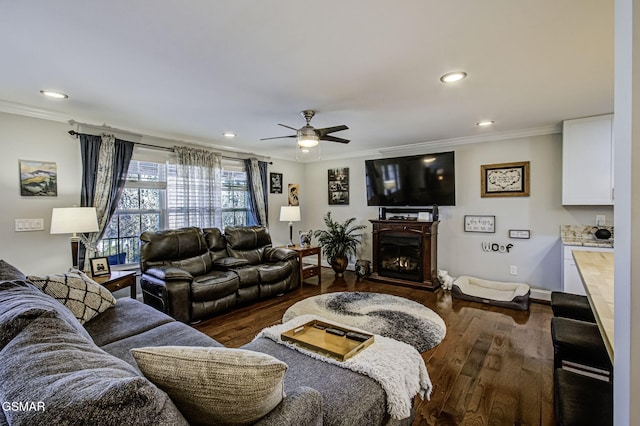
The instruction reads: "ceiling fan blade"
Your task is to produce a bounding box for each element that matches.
[260,135,296,141]
[278,124,298,131]
[320,135,350,144]
[316,125,349,136]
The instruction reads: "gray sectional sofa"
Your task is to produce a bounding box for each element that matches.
[0,260,412,426]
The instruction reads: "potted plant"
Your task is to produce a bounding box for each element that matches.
[314,212,367,277]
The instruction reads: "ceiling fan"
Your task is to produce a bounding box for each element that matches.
[260,110,349,148]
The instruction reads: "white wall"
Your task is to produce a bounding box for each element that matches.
[0,112,84,275]
[303,133,613,292]
[0,111,614,293]
[266,158,305,246]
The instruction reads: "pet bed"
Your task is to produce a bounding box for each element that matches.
[451,275,530,311]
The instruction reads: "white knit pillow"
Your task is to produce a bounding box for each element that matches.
[27,270,116,324]
[131,346,287,426]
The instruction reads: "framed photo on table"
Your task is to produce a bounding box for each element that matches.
[90,257,111,276]
[481,161,530,197]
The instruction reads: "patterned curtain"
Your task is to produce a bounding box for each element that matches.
[169,146,222,229]
[244,158,268,226]
[78,134,134,271]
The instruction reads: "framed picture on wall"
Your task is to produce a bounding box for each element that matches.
[19,160,58,196]
[328,167,349,205]
[464,215,496,233]
[288,183,299,206]
[270,172,283,193]
[481,161,530,197]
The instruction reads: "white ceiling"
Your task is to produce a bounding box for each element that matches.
[0,1,614,160]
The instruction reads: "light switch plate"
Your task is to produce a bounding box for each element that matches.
[15,218,44,232]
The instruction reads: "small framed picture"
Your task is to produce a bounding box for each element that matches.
[464,215,496,233]
[509,229,531,239]
[90,257,111,276]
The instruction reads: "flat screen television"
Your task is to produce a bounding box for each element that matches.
[365,151,456,206]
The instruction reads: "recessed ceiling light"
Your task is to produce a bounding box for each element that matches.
[476,120,495,127]
[40,90,68,99]
[222,132,236,138]
[440,71,467,83]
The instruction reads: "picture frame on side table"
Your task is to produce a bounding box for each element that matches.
[464,215,496,233]
[481,161,530,197]
[90,257,111,276]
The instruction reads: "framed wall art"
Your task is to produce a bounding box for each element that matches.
[328,167,349,205]
[288,183,299,206]
[269,172,283,194]
[481,161,530,198]
[464,215,496,233]
[19,160,58,196]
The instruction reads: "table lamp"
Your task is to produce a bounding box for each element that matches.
[50,207,99,268]
[279,206,301,247]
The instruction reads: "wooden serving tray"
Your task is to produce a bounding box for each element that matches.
[281,320,374,361]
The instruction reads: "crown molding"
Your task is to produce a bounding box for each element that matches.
[313,125,561,162]
[0,99,562,163]
[0,99,72,123]
[376,125,561,155]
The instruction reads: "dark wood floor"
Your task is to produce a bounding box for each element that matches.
[193,268,555,426]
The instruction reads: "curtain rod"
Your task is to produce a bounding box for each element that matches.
[67,129,272,164]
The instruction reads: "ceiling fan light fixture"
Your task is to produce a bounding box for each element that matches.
[297,134,319,148]
[40,89,68,99]
[440,71,467,83]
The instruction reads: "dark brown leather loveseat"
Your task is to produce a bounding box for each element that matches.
[139,226,299,323]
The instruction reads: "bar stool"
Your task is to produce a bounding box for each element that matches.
[554,368,613,426]
[550,291,596,323]
[550,317,612,376]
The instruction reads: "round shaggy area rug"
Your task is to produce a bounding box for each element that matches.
[283,292,446,352]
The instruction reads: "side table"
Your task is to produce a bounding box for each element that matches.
[286,245,322,286]
[92,270,137,299]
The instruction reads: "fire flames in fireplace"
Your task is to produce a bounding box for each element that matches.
[378,234,422,282]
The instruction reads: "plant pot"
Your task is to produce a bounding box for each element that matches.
[331,255,349,278]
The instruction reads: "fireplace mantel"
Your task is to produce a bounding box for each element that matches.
[369,219,440,290]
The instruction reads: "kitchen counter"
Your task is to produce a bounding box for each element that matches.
[561,224,614,248]
[572,250,614,362]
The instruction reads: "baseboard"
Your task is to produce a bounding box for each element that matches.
[530,288,551,302]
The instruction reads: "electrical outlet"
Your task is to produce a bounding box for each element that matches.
[510,265,518,275]
[596,215,606,226]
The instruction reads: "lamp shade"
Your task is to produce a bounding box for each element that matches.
[50,207,99,235]
[279,206,301,222]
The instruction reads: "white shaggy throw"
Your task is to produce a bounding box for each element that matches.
[255,314,432,420]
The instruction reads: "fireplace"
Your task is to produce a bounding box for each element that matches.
[369,219,439,290]
[378,234,422,282]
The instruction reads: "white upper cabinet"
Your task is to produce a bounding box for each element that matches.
[562,114,614,205]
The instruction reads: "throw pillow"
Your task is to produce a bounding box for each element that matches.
[27,270,116,324]
[0,259,27,281]
[131,346,288,426]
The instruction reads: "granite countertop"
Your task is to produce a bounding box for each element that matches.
[561,225,614,248]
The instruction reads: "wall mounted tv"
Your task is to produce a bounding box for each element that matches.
[365,151,456,206]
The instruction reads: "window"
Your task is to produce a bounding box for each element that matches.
[97,160,166,265]
[96,153,251,266]
[221,159,250,228]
